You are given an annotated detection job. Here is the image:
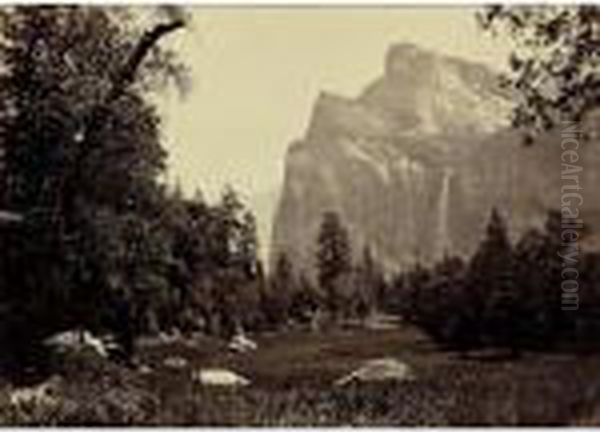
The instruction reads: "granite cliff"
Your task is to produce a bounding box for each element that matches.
[271,43,600,273]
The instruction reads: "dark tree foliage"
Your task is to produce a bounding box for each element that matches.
[289,272,320,325]
[0,7,186,364]
[316,211,352,317]
[479,6,600,143]
[0,7,271,366]
[180,186,264,337]
[215,188,263,335]
[395,208,596,353]
[467,208,518,350]
[261,252,295,328]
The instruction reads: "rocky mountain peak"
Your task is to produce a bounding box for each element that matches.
[271,43,600,275]
[384,42,436,77]
[361,43,512,138]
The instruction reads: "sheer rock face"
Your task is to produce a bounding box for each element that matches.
[271,43,600,273]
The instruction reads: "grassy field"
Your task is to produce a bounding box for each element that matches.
[1,324,600,425]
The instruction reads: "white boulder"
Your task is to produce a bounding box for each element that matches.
[43,329,117,358]
[192,368,250,387]
[138,364,153,375]
[335,358,415,386]
[9,375,62,408]
[163,356,188,369]
[158,328,182,344]
[228,333,258,353]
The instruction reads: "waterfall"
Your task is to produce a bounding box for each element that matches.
[437,167,453,257]
[394,157,425,266]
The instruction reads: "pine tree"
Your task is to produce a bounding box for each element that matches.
[238,211,259,278]
[264,252,295,327]
[213,186,245,268]
[316,210,352,318]
[467,207,518,352]
[235,211,262,329]
[515,222,569,350]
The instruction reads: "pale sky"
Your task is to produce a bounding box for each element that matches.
[156,7,512,255]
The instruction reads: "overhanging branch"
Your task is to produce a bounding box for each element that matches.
[61,18,186,216]
[107,19,186,103]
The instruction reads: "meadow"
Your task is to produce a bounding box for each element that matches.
[1,324,599,426]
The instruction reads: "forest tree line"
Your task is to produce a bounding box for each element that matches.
[264,207,600,355]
